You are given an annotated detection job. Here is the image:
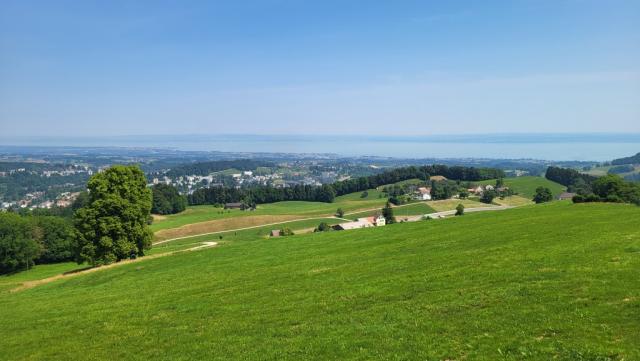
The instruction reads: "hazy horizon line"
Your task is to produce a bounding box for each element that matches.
[2,132,640,144]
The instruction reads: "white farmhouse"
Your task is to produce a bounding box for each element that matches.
[415,187,432,201]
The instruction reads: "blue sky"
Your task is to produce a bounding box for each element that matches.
[1,0,639,136]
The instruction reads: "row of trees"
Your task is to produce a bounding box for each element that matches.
[332,165,503,196]
[0,213,76,273]
[1,165,154,274]
[545,166,596,191]
[188,165,504,207]
[546,166,640,205]
[152,184,187,215]
[572,175,640,204]
[188,184,337,206]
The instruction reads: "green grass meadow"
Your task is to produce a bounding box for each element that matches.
[150,189,388,232]
[1,202,639,360]
[479,176,566,198]
[147,217,346,255]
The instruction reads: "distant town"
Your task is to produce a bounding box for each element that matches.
[1,146,632,211]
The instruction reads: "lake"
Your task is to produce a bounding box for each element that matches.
[1,133,639,161]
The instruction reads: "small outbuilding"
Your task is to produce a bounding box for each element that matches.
[224,202,243,209]
[557,192,576,201]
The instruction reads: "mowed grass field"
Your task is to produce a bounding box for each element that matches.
[1,202,639,360]
[150,189,388,235]
[428,198,489,212]
[347,201,437,220]
[493,195,534,207]
[148,217,346,255]
[479,176,566,198]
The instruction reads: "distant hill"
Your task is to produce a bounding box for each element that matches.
[612,152,640,165]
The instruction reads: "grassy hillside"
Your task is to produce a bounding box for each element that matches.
[1,203,639,360]
[479,176,566,198]
[150,189,387,234]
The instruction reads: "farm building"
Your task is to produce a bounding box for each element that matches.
[365,214,386,226]
[270,230,281,237]
[334,215,386,230]
[414,187,432,201]
[333,219,375,231]
[557,192,576,201]
[224,202,243,209]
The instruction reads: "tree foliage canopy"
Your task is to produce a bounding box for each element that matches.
[533,187,553,204]
[152,184,187,215]
[382,202,396,224]
[0,213,40,274]
[74,165,153,266]
[611,152,640,166]
[189,164,503,206]
[0,213,75,274]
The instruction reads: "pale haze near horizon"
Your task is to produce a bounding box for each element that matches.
[0,1,639,137]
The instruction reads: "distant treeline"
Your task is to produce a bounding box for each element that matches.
[545,166,640,205]
[545,166,596,188]
[189,165,504,206]
[608,165,635,175]
[611,152,640,165]
[189,184,337,206]
[332,165,503,196]
[166,159,275,177]
[0,212,76,274]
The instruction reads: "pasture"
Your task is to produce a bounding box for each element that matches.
[478,176,566,198]
[2,202,638,360]
[150,188,389,235]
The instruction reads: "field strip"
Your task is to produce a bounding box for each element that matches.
[397,205,512,221]
[343,201,435,216]
[11,242,218,293]
[153,214,303,241]
[153,216,342,245]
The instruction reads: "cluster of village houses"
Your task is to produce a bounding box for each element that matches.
[151,170,329,194]
[1,191,81,210]
[294,183,512,234]
[413,183,508,202]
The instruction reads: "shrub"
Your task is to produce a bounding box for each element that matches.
[314,222,332,232]
[532,187,553,204]
[480,190,496,204]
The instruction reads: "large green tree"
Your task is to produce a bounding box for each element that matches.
[74,165,153,266]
